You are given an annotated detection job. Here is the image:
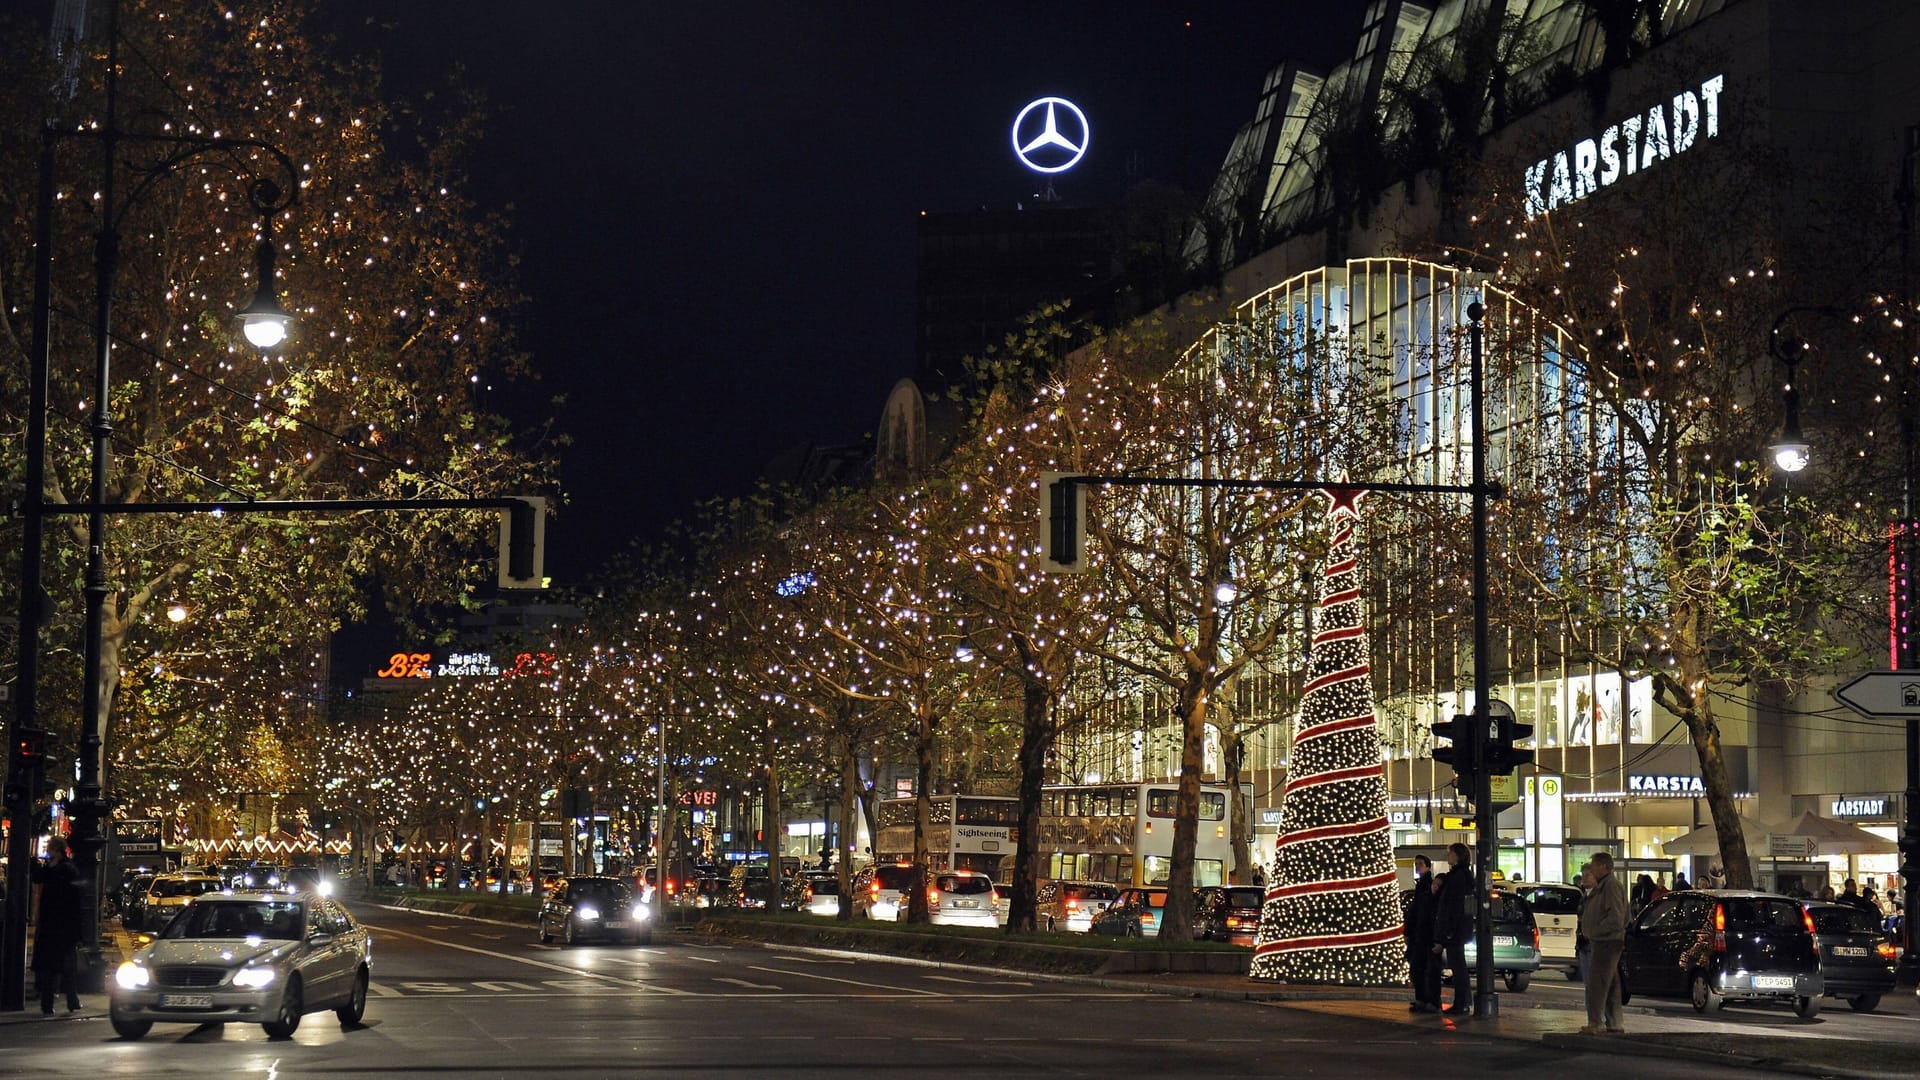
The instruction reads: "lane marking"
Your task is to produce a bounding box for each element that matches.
[683,954,721,964]
[925,974,1032,987]
[368,981,402,998]
[714,977,782,990]
[473,981,540,992]
[748,964,943,996]
[359,921,692,995]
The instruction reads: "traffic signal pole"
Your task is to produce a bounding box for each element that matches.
[1468,303,1498,1020]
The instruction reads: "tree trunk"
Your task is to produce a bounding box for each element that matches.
[762,748,783,911]
[1008,677,1052,933]
[1689,694,1754,888]
[1222,727,1251,884]
[837,735,859,921]
[1159,670,1209,940]
[907,706,936,924]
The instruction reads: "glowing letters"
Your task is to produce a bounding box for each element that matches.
[1524,74,1724,218]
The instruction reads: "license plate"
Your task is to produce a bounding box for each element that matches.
[606,920,629,929]
[954,899,977,909]
[1833,946,1869,957]
[160,993,213,1008]
[1544,927,1573,936]
[1754,975,1794,990]
[1493,935,1516,947]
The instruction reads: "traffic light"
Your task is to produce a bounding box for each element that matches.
[1485,714,1536,775]
[1038,471,1087,573]
[1431,715,1479,781]
[12,727,47,773]
[497,496,548,589]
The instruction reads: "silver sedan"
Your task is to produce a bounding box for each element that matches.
[110,892,371,1040]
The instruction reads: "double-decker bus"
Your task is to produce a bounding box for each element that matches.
[1036,782,1243,887]
[873,794,1020,877]
[880,782,1244,888]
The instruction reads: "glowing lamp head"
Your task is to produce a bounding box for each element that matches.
[166,603,189,623]
[1770,437,1810,473]
[1214,581,1238,604]
[236,236,292,349]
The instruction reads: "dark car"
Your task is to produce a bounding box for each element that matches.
[1620,890,1823,1018]
[538,875,651,946]
[1805,901,1897,1012]
[1195,885,1264,947]
[1089,887,1204,938]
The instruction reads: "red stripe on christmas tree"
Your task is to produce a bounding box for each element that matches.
[1251,488,1407,986]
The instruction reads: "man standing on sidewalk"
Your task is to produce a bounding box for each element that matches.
[1578,851,1628,1035]
[32,838,84,1015]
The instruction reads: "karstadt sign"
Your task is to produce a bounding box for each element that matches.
[1524,74,1725,218]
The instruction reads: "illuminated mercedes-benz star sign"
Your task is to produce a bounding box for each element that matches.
[1012,96,1089,175]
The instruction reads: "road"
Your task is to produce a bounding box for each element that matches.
[0,901,1880,1078]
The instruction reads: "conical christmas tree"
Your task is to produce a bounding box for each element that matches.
[1250,488,1407,985]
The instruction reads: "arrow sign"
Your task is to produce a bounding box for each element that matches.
[1833,670,1920,718]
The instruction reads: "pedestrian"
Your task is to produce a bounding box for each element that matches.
[1430,842,1475,1016]
[1574,862,1594,983]
[1404,854,1440,1012]
[32,838,84,1015]
[1578,851,1629,1035]
[1672,873,1691,891]
[1630,873,1657,910]
[1841,878,1875,911]
[1819,884,1836,902]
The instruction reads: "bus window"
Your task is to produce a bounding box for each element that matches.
[1121,787,1138,818]
[1144,855,1169,884]
[1147,790,1177,818]
[1199,793,1226,821]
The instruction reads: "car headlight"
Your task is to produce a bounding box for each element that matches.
[232,967,277,989]
[317,880,334,898]
[115,962,150,990]
[631,903,651,922]
[577,906,600,920]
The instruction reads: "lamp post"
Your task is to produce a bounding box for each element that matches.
[1768,304,1920,983]
[3,1,300,1009]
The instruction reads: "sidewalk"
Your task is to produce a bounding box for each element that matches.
[0,923,131,1026]
[1092,969,1916,1080]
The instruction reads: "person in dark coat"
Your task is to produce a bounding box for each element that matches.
[1430,842,1475,1016]
[32,838,84,1014]
[1404,854,1441,1012]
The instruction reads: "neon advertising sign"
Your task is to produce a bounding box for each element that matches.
[1523,74,1725,218]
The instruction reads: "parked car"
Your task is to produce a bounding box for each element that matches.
[1036,880,1120,933]
[1404,885,1541,991]
[538,876,651,946]
[798,871,842,917]
[1505,881,1584,979]
[110,891,371,1040]
[1620,890,1823,1018]
[1089,887,1199,938]
[139,873,226,932]
[1195,885,1264,947]
[851,864,917,921]
[1805,901,1897,1012]
[927,870,998,928]
[117,872,156,928]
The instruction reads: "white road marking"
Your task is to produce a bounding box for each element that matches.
[360,921,692,995]
[713,977,783,990]
[924,974,1032,986]
[683,954,721,963]
[748,964,943,995]
[473,981,540,992]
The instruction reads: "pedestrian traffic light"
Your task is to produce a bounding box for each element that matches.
[1485,714,1536,775]
[1431,715,1478,780]
[1038,471,1087,573]
[498,496,548,589]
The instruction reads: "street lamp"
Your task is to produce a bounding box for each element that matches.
[2,1,302,1010]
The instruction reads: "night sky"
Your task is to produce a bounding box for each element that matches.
[326,2,1364,580]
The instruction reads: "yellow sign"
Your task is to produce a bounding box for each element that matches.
[1439,815,1475,831]
[1488,773,1518,804]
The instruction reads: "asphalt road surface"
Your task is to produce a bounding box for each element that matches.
[0,902,1824,1078]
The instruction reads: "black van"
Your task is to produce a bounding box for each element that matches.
[1620,890,1823,1018]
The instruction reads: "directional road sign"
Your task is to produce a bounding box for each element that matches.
[1832,670,1920,718]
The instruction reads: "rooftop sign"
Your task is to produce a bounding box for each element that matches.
[1524,74,1724,218]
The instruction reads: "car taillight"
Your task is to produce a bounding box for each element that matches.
[1713,903,1727,953]
[927,887,940,908]
[1802,908,1816,936]
[665,880,676,895]
[1877,941,1897,961]
[870,880,880,899]
[1532,927,1541,952]
[803,885,814,901]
